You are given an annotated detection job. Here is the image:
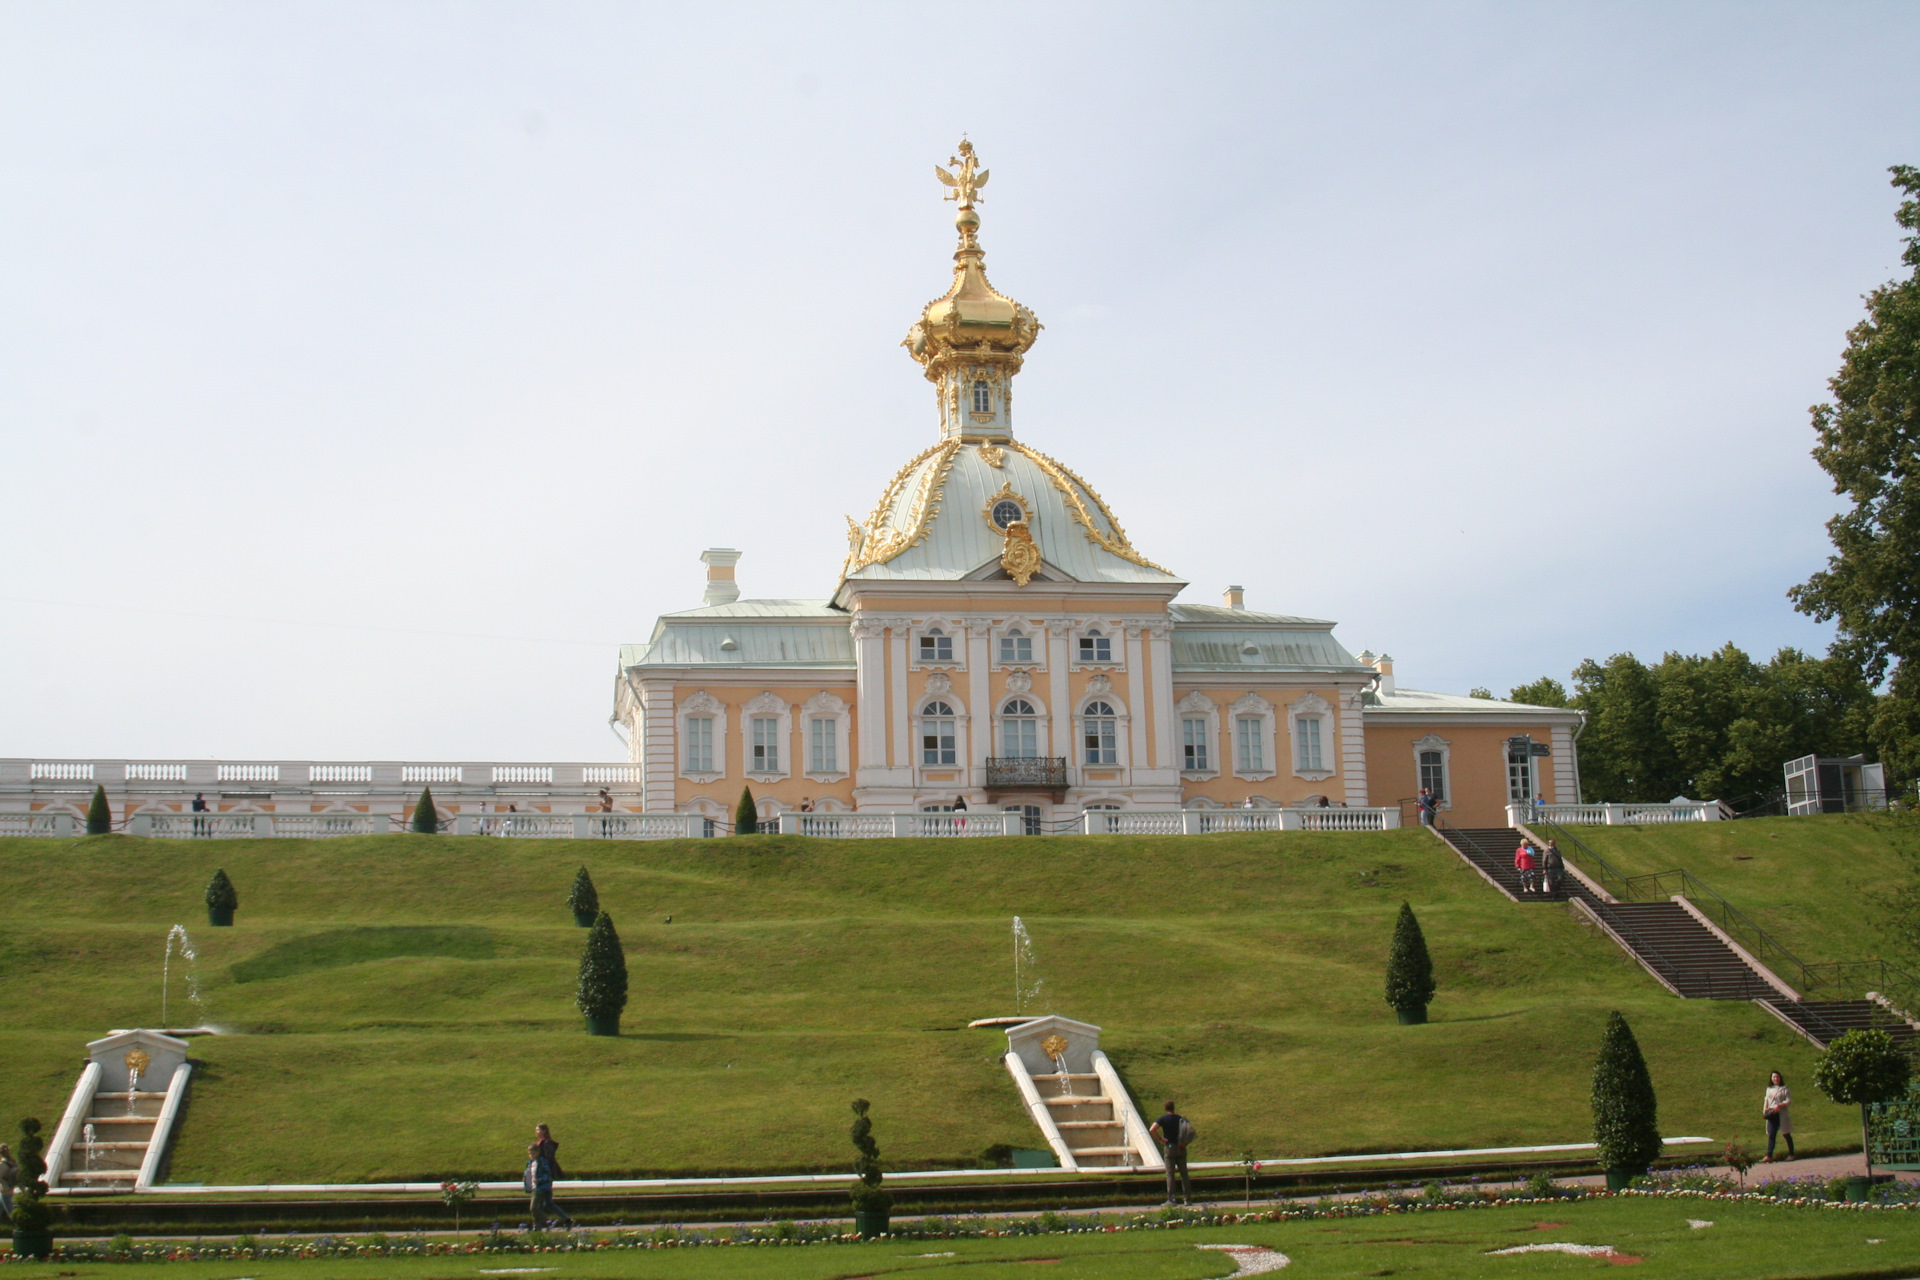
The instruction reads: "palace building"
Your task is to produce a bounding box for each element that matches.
[610,142,1580,830]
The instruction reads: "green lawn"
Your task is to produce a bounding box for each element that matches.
[8,1197,1920,1278]
[0,830,1870,1183]
[1544,814,1912,969]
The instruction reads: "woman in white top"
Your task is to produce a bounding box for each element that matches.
[1763,1070,1794,1162]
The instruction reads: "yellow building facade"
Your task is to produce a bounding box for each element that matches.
[611,143,1578,831]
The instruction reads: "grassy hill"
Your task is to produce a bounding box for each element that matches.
[0,824,1878,1184]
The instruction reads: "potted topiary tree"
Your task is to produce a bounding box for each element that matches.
[205,869,239,927]
[567,867,599,927]
[1813,1027,1912,1199]
[849,1098,891,1237]
[11,1116,52,1259]
[1384,902,1436,1024]
[734,786,757,835]
[411,788,439,835]
[576,911,628,1036]
[85,785,113,836]
[1591,1011,1660,1190]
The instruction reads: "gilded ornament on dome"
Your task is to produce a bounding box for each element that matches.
[934,139,989,210]
[983,480,1030,533]
[1000,520,1041,588]
[977,444,1006,468]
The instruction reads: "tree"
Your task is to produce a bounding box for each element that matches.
[205,869,238,926]
[1790,166,1920,791]
[1384,902,1436,1024]
[1813,1027,1913,1180]
[410,787,439,834]
[734,785,758,835]
[1591,1011,1661,1181]
[10,1115,52,1253]
[1508,677,1570,708]
[567,867,599,926]
[576,911,628,1034]
[848,1097,891,1219]
[85,785,112,835]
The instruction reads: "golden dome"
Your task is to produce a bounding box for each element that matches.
[901,140,1042,397]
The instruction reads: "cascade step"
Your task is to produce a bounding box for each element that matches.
[1055,1120,1124,1130]
[1761,998,1920,1050]
[1043,1094,1112,1106]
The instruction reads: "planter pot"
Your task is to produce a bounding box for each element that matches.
[12,1230,53,1260]
[585,1015,621,1036]
[572,910,596,928]
[1604,1168,1641,1192]
[1395,1006,1427,1025]
[853,1209,889,1238]
[208,907,234,927]
[1847,1176,1875,1202]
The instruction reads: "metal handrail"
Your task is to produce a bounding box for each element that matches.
[1802,960,1920,1012]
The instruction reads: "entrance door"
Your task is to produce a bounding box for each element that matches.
[1507,744,1536,804]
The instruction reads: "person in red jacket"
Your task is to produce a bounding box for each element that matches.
[1513,841,1539,893]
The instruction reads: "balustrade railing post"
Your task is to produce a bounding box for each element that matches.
[53,813,74,838]
[1181,810,1201,835]
[254,814,274,838]
[573,815,591,839]
[1279,809,1301,831]
[894,814,911,838]
[453,814,473,836]
[129,813,151,837]
[778,813,798,835]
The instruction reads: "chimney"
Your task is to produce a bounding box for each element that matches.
[700,548,742,606]
[1224,585,1245,610]
[1371,652,1396,697]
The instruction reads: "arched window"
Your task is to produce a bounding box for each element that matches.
[1001,698,1039,758]
[919,627,954,662]
[999,627,1033,664]
[1078,629,1113,664]
[972,380,991,414]
[1082,700,1117,764]
[920,701,956,765]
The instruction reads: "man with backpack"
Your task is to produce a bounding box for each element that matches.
[1149,1101,1194,1204]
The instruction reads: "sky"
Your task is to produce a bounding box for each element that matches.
[3,1,1917,762]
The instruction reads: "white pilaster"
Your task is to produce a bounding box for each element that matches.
[639,679,677,812]
[1046,619,1073,761]
[853,621,888,784]
[1338,688,1370,806]
[889,623,910,770]
[1147,623,1176,772]
[967,621,992,785]
[1124,625,1149,781]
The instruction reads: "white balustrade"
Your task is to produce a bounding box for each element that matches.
[136,813,266,839]
[492,766,554,785]
[582,766,641,784]
[270,814,382,838]
[309,764,373,783]
[31,763,93,781]
[401,766,463,784]
[216,764,279,783]
[124,764,187,783]
[1511,800,1722,828]
[0,813,70,837]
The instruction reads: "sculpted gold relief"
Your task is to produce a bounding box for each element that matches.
[1011,443,1170,574]
[840,439,963,577]
[1000,520,1042,587]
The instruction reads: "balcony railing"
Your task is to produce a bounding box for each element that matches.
[984,757,1070,793]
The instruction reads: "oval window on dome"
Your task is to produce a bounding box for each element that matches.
[991,499,1024,530]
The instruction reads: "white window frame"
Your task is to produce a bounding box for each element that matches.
[1287,692,1337,782]
[972,379,991,414]
[678,689,727,784]
[997,625,1037,667]
[1508,741,1538,804]
[1078,698,1122,766]
[997,696,1044,759]
[1074,626,1118,669]
[911,620,964,670]
[803,691,852,782]
[993,621,1044,670]
[919,699,959,766]
[1175,690,1220,780]
[1229,691,1278,782]
[1413,733,1451,809]
[741,690,792,783]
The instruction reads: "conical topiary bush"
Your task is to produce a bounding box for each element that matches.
[577,911,628,1036]
[205,869,239,927]
[1592,1010,1660,1187]
[410,787,439,834]
[85,785,113,836]
[734,785,757,835]
[1384,901,1436,1024]
[567,867,599,927]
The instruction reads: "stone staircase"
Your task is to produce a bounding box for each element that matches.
[1435,822,1920,1048]
[60,1090,166,1189]
[1030,1071,1137,1169]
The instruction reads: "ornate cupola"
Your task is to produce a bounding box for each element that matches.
[902,139,1042,443]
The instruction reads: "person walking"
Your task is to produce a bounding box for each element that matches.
[1149,1101,1194,1204]
[0,1141,17,1219]
[1763,1071,1795,1162]
[1540,840,1565,896]
[525,1123,576,1229]
[1513,841,1538,894]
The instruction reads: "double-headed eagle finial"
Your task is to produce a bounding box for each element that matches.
[935,138,989,211]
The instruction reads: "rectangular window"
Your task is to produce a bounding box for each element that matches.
[919,631,954,662]
[1236,716,1264,772]
[1295,716,1323,772]
[1182,718,1211,772]
[685,716,714,773]
[1083,717,1116,764]
[922,718,956,765]
[750,717,780,772]
[1002,716,1039,758]
[999,632,1034,664]
[1508,749,1534,803]
[1419,750,1445,802]
[1078,633,1113,663]
[810,718,838,773]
